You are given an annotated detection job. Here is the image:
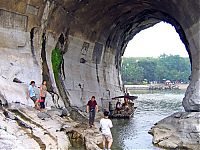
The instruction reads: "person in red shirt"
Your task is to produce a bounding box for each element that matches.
[86,96,98,127]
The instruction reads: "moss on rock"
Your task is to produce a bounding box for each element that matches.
[51,48,70,107]
[51,48,62,82]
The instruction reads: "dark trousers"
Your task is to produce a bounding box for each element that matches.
[89,110,95,125]
[40,97,45,109]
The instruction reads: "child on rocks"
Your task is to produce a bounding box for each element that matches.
[100,111,113,150]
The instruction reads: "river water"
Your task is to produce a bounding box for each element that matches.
[111,90,185,150]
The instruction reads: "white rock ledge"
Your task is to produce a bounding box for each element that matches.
[149,112,200,150]
[0,104,102,150]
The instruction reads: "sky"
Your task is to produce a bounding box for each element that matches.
[123,21,188,58]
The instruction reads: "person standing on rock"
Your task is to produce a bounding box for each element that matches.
[28,81,39,109]
[100,110,113,150]
[86,96,98,128]
[39,80,47,109]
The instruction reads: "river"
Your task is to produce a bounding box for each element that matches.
[111,90,185,150]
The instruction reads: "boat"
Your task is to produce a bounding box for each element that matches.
[101,93,138,119]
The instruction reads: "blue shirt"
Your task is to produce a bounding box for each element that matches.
[28,85,36,97]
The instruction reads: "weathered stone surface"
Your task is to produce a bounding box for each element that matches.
[183,80,200,112]
[47,107,70,117]
[3,109,16,120]
[0,104,102,150]
[61,107,70,117]
[0,91,8,106]
[0,76,61,108]
[149,112,200,150]
[0,1,199,149]
[68,106,88,123]
[37,112,51,120]
[0,0,199,111]
[0,9,27,31]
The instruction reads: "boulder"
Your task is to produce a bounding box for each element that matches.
[37,112,51,120]
[182,80,200,112]
[61,107,70,117]
[68,107,88,123]
[149,112,200,150]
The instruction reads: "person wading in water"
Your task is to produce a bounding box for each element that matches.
[86,96,98,128]
[100,110,113,150]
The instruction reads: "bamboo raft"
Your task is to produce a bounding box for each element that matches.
[109,107,137,119]
[101,93,138,119]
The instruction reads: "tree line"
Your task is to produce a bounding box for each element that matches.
[121,54,191,84]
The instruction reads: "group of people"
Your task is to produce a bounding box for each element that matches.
[28,84,112,149]
[86,96,113,150]
[116,97,130,112]
[28,80,47,110]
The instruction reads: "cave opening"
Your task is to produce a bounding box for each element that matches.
[107,11,193,150]
[121,21,191,86]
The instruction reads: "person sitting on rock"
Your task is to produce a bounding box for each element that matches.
[28,81,40,109]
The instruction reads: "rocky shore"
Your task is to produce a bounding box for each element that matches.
[0,104,102,150]
[0,77,199,150]
[0,76,103,150]
[149,112,200,150]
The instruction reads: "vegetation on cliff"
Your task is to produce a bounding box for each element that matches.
[51,48,62,82]
[51,48,70,107]
[121,54,191,84]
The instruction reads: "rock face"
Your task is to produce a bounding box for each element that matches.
[0,105,102,150]
[149,112,200,150]
[0,1,199,149]
[183,80,200,112]
[0,107,70,149]
[0,0,199,110]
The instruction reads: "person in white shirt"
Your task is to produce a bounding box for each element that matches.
[100,111,113,150]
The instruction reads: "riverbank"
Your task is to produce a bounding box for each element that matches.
[0,103,102,150]
[125,84,189,90]
[0,76,104,150]
[149,112,200,150]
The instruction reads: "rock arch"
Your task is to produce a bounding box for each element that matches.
[104,9,192,68]
[0,0,199,111]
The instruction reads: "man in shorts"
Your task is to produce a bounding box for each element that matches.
[100,111,113,150]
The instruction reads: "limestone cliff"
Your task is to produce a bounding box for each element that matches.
[0,0,124,108]
[0,0,199,110]
[0,0,199,150]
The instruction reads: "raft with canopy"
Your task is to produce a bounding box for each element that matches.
[101,93,138,119]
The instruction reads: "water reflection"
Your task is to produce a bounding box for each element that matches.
[112,90,185,150]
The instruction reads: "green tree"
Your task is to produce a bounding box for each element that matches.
[138,58,157,82]
[121,58,144,84]
[155,54,191,82]
[121,54,191,84]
